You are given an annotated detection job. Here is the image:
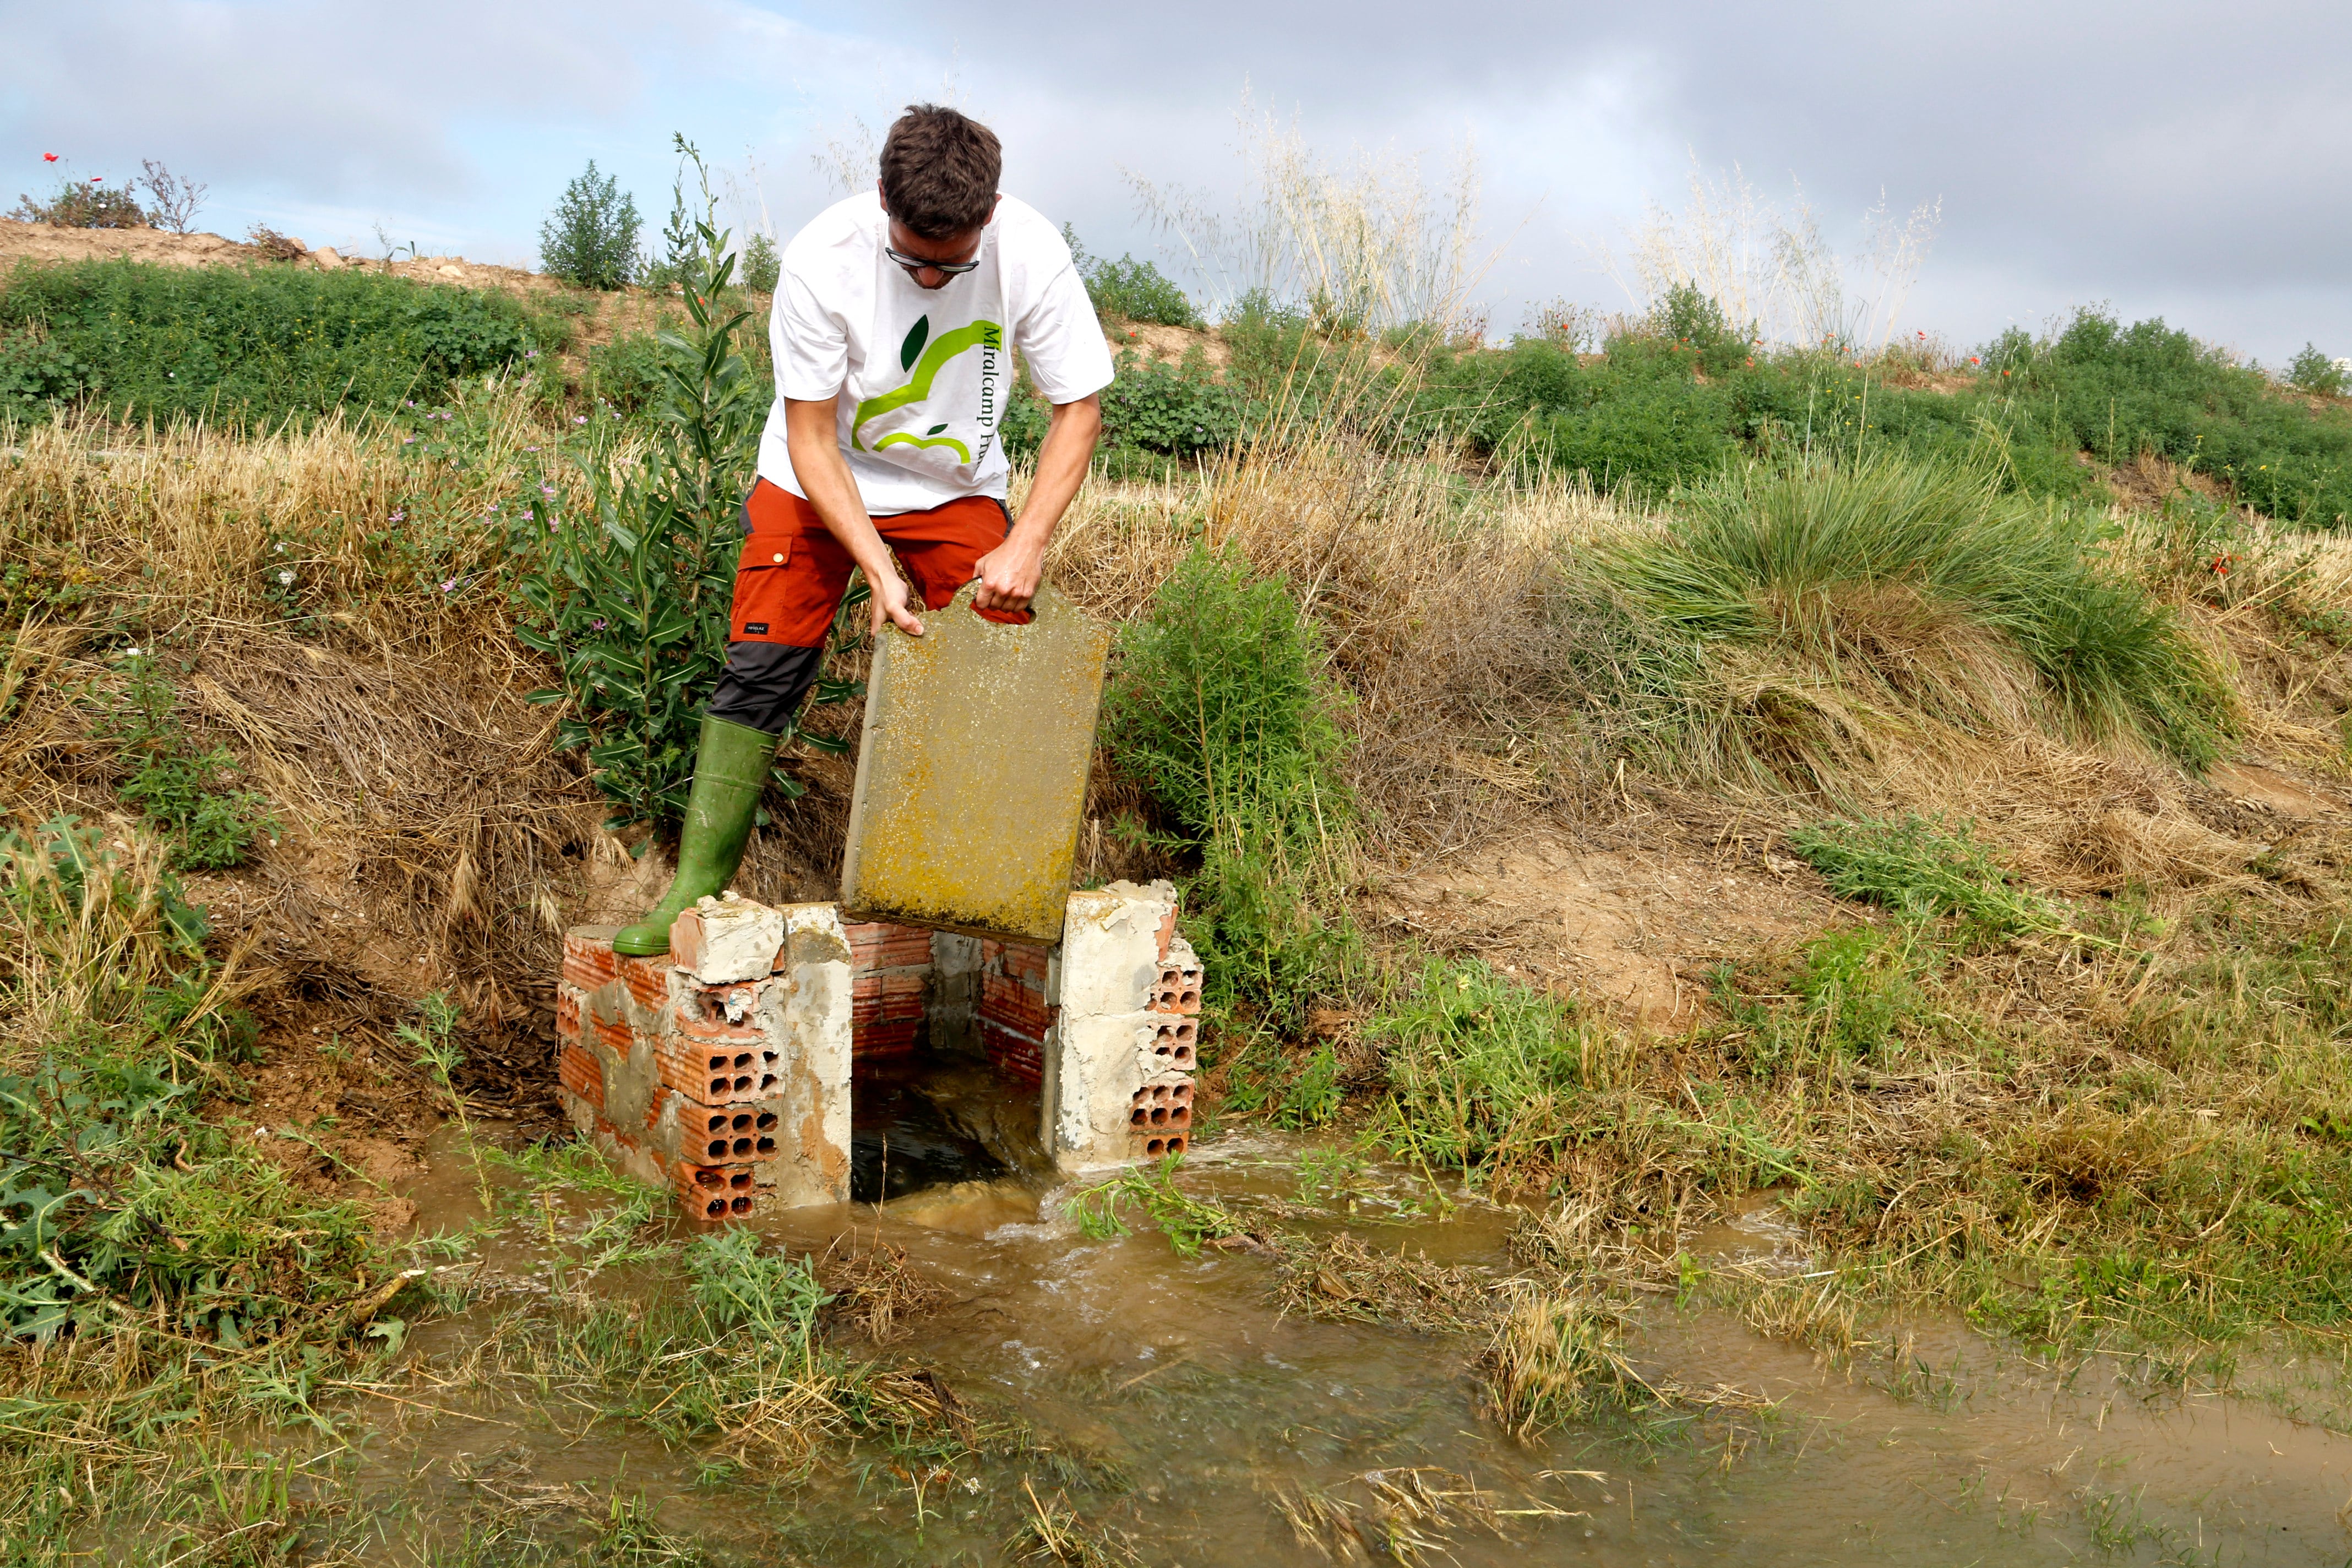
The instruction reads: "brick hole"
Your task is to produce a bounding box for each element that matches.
[1150,1107,1169,1125]
[755,1136,776,1153]
[759,1074,777,1090]
[706,1139,728,1157]
[706,1113,728,1133]
[692,1169,723,1189]
[1130,1108,1148,1127]
[732,1074,753,1091]
[730,1112,752,1130]
[728,1172,752,1190]
[1180,988,1200,1006]
[706,1054,728,1071]
[731,1136,752,1155]
[705,1198,727,1217]
[1172,1045,1195,1069]
[1170,1107,1191,1127]
[1145,1136,1169,1155]
[729,1195,752,1214]
[755,1112,777,1130]
[732,1052,753,1069]
[707,1077,728,1096]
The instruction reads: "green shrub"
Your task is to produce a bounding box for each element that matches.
[0,258,537,426]
[585,330,667,416]
[1103,548,1357,1017]
[539,160,641,291]
[740,232,780,294]
[1593,451,2229,769]
[1065,226,1201,328]
[9,178,146,229]
[1988,309,2352,526]
[1097,347,1242,458]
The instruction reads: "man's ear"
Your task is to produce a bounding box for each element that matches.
[875,178,889,216]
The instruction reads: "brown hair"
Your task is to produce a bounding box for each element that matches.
[878,104,1001,239]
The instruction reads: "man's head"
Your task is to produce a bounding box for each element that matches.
[878,104,1001,290]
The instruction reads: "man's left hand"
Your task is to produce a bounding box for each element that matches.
[972,532,1044,613]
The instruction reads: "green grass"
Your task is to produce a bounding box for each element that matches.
[1559,450,2229,785]
[0,258,546,427]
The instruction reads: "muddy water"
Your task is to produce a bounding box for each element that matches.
[389,1102,2352,1565]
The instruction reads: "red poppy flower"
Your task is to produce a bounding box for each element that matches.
[42,153,58,162]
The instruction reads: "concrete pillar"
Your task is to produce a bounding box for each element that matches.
[1041,880,1198,1172]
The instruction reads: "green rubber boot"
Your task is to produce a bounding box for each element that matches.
[612,715,781,956]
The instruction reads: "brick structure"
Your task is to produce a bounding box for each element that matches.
[557,880,1202,1217]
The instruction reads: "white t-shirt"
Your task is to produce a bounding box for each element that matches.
[757,192,1114,516]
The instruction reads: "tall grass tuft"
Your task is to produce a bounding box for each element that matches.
[1566,451,2230,789]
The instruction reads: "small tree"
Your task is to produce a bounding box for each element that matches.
[2287,344,2346,398]
[540,160,640,290]
[740,232,780,293]
[10,177,146,229]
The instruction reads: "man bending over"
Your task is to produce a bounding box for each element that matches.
[614,104,1112,955]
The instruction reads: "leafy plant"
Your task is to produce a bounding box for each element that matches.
[1067,1157,1246,1256]
[1098,348,1243,458]
[684,1228,830,1349]
[540,159,642,291]
[400,991,492,1215]
[108,657,275,870]
[513,138,861,831]
[1067,227,1201,328]
[1103,548,1357,1017]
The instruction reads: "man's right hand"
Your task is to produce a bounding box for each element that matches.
[869,568,925,640]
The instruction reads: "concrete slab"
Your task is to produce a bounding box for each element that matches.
[841,581,1110,943]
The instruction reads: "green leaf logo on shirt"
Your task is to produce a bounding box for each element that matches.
[852,319,1003,461]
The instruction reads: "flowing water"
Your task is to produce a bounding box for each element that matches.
[375,1068,2352,1565]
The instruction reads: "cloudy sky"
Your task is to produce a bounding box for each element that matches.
[6,0,2346,361]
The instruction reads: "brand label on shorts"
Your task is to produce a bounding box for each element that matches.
[744,622,769,635]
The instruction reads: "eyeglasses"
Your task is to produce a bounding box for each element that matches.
[884,246,981,276]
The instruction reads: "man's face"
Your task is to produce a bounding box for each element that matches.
[880,186,994,290]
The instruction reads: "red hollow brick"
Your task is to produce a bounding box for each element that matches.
[679,1098,783,1163]
[589,1008,634,1056]
[980,972,1053,1039]
[554,987,582,1046]
[620,955,672,1012]
[672,1160,765,1220]
[1135,1131,1188,1158]
[558,1042,603,1104]
[652,1035,783,1103]
[562,930,622,992]
[998,940,1049,988]
[846,921,934,970]
[854,1017,922,1061]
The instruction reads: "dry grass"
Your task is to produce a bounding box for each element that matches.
[1269,1231,1496,1333]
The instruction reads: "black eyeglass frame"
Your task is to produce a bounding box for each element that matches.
[884,245,981,276]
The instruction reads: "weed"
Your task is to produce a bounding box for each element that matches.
[1066,226,1201,329]
[106,656,275,870]
[1067,1157,1249,1256]
[1271,1232,1494,1333]
[1369,956,1596,1178]
[401,990,494,1216]
[1480,1283,1642,1439]
[1008,1478,1141,1566]
[1789,814,2086,944]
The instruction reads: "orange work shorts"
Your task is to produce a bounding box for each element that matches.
[728,478,1028,647]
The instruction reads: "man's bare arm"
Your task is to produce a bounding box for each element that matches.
[784,395,926,638]
[972,393,1103,613]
